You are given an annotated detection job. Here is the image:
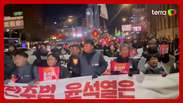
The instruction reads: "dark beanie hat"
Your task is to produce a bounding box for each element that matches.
[84,39,94,45]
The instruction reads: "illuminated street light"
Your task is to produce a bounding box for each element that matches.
[122,17,127,22]
[140,16,145,20]
[68,18,73,23]
[6,29,10,32]
[53,21,57,25]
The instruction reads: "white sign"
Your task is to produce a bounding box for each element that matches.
[4,73,179,99]
[121,25,142,32]
[121,24,132,32]
[4,16,24,29]
[132,26,141,32]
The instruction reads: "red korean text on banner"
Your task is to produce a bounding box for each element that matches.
[4,84,56,99]
[100,80,117,98]
[65,82,82,99]
[38,67,60,81]
[118,80,135,98]
[110,61,130,74]
[83,81,100,98]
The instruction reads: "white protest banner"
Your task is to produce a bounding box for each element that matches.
[134,73,179,99]
[4,73,179,99]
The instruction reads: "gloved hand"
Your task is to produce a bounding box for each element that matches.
[92,75,98,79]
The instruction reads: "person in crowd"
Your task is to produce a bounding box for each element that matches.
[40,44,48,55]
[169,46,179,73]
[60,47,67,55]
[142,37,159,59]
[78,39,108,78]
[47,53,70,79]
[138,37,159,71]
[58,47,68,65]
[111,44,139,76]
[103,44,110,57]
[6,44,17,55]
[32,44,48,66]
[67,44,81,77]
[4,44,17,80]
[34,53,70,82]
[46,53,61,67]
[138,53,167,76]
[51,47,61,57]
[169,61,179,73]
[94,40,101,50]
[105,44,118,57]
[131,38,143,58]
[132,37,143,49]
[32,44,42,65]
[159,39,176,73]
[8,51,37,83]
[125,35,133,48]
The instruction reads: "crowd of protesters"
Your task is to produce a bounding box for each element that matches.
[4,34,179,84]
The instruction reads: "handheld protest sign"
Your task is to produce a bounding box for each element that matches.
[110,61,130,74]
[159,44,169,55]
[39,67,60,81]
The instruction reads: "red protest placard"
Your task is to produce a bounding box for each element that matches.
[38,67,60,81]
[110,61,130,74]
[159,44,169,55]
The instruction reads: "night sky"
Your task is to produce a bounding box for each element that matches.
[4,4,130,33]
[4,4,140,37]
[4,5,88,40]
[5,4,87,25]
[42,5,87,24]
[4,4,143,40]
